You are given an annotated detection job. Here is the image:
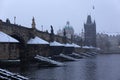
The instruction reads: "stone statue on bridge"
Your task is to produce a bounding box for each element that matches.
[63,28,66,37]
[50,25,54,42]
[51,25,54,35]
[63,29,67,44]
[31,17,36,38]
[6,18,10,24]
[32,17,36,29]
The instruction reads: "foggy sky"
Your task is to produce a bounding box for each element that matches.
[0,0,120,35]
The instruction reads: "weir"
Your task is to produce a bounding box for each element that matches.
[59,54,77,61]
[34,55,64,67]
[68,53,83,59]
[0,68,28,80]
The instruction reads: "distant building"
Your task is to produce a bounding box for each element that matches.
[57,21,74,39]
[57,29,63,37]
[84,15,96,47]
[64,21,74,39]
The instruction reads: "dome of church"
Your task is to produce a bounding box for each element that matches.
[64,25,74,31]
[63,21,74,39]
[64,26,74,34]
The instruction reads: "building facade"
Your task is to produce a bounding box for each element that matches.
[57,21,74,39]
[84,15,96,47]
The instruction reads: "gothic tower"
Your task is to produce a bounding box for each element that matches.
[84,15,96,47]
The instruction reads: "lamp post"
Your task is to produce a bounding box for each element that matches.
[41,25,43,31]
[14,16,16,24]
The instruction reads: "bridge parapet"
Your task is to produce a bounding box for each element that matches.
[0,20,72,44]
[0,21,33,43]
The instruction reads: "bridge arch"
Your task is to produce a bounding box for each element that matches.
[10,33,25,44]
[10,32,28,64]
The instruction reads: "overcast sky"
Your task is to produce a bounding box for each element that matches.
[0,0,120,35]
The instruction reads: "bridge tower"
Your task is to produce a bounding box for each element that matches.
[84,15,96,47]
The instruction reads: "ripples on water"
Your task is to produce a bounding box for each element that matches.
[7,54,120,80]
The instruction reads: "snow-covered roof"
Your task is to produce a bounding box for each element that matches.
[82,46,95,49]
[27,36,49,44]
[96,47,101,50]
[82,46,90,49]
[0,31,19,43]
[50,41,64,46]
[72,43,81,48]
[64,43,74,47]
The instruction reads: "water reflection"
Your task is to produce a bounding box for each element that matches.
[5,54,120,80]
[84,58,97,80]
[96,54,120,80]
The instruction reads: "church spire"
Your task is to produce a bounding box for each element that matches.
[86,15,92,24]
[32,17,36,29]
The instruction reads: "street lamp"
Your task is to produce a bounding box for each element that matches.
[14,16,16,24]
[41,25,43,31]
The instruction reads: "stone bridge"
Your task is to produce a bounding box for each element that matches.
[0,19,72,63]
[0,19,97,64]
[0,19,71,44]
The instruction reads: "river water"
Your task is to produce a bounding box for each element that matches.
[7,54,120,80]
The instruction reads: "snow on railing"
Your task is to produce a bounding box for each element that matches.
[0,68,28,80]
[0,75,9,80]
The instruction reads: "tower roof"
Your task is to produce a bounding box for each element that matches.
[86,15,92,24]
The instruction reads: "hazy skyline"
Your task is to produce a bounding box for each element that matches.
[0,0,120,35]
